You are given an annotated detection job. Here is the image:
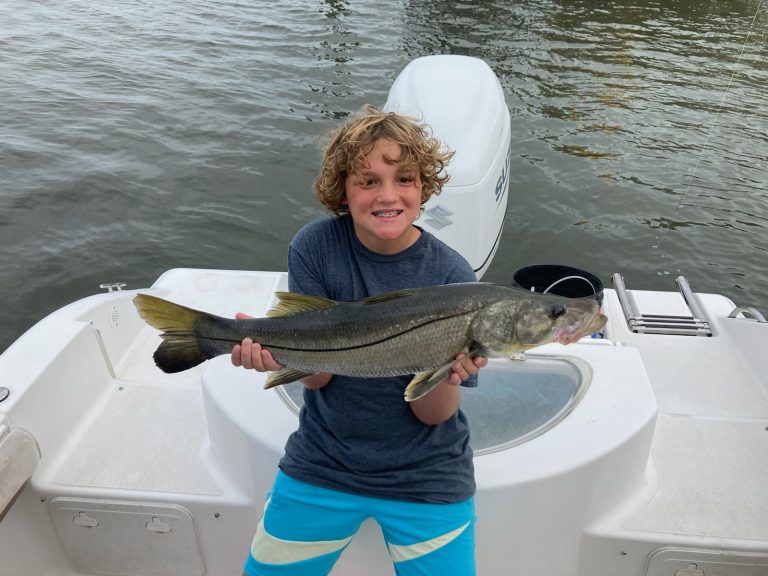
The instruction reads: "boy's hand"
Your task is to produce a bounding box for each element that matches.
[230,313,284,372]
[448,353,487,386]
[410,352,487,425]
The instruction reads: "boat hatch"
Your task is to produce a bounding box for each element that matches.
[274,356,587,455]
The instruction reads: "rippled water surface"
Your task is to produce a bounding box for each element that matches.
[1,0,766,351]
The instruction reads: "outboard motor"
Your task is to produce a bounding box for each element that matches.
[384,55,511,279]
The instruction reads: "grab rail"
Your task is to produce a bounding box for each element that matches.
[728,306,768,323]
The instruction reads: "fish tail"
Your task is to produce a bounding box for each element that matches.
[134,293,227,373]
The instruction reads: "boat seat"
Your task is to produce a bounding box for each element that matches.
[0,424,40,521]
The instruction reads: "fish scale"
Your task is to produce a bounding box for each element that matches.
[263,312,477,376]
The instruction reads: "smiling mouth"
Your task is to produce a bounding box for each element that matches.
[372,209,403,218]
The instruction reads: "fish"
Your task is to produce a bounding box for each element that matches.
[133,283,607,402]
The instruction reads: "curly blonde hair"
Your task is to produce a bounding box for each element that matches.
[314,106,455,215]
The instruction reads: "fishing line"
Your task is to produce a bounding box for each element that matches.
[654,0,764,258]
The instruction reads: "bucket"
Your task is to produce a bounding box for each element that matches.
[512,264,604,305]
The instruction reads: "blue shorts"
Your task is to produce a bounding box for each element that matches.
[243,471,475,576]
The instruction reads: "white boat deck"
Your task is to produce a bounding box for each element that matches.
[1,268,767,576]
[580,288,768,575]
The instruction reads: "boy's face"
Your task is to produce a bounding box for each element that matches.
[343,138,423,255]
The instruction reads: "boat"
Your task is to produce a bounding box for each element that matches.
[1,55,766,576]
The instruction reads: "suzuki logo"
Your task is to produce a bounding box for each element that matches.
[424,205,454,230]
[494,142,512,203]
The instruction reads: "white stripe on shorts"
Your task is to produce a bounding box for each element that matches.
[250,498,356,565]
[387,520,471,563]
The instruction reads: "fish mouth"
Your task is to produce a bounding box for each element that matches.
[552,309,608,344]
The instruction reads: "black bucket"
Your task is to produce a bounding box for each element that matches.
[512,264,604,305]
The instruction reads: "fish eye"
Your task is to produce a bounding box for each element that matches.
[550,304,566,318]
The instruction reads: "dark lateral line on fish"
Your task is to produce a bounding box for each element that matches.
[191,310,474,354]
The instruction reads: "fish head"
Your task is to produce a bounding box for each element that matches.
[470,291,607,354]
[544,295,607,345]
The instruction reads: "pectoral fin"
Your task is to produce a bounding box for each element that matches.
[403,341,490,402]
[403,362,456,402]
[467,341,490,358]
[264,368,315,389]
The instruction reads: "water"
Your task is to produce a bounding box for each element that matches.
[1,0,766,352]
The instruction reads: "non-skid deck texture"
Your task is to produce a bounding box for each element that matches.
[624,413,768,541]
[54,383,220,495]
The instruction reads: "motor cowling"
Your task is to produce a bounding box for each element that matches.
[384,55,511,279]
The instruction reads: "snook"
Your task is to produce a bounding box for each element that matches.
[134,283,606,401]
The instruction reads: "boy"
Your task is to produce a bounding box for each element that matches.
[232,106,486,576]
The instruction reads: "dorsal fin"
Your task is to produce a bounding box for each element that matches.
[266,292,338,317]
[361,289,417,305]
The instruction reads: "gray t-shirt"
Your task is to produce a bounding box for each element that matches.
[278,214,478,504]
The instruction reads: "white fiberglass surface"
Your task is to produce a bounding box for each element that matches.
[275,357,586,455]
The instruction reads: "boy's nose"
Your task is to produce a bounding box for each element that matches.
[376,181,397,202]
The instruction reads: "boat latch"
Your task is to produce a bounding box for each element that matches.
[675,564,704,576]
[99,283,126,293]
[146,516,172,534]
[74,512,99,528]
